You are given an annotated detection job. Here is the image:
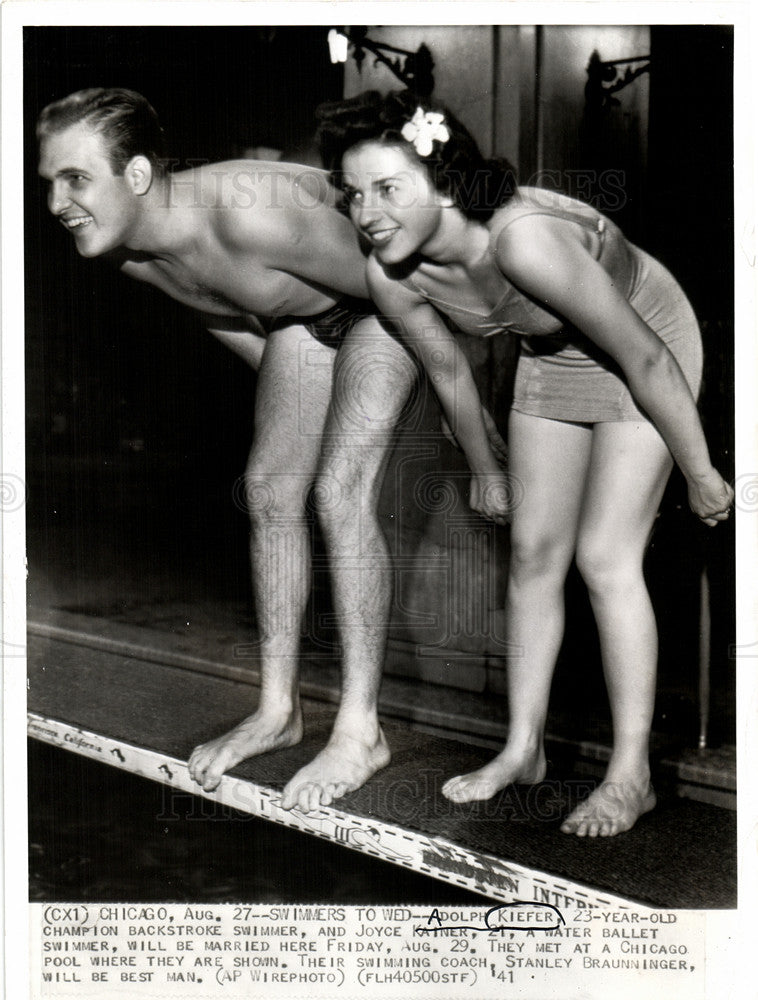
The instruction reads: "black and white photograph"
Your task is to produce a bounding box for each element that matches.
[2,4,756,998]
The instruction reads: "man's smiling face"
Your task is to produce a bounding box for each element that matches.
[39,123,139,258]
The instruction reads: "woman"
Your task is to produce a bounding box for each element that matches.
[316,89,733,837]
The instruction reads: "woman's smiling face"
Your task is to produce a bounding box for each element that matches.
[341,141,450,264]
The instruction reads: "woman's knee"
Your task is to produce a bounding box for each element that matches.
[575,534,643,594]
[508,530,574,586]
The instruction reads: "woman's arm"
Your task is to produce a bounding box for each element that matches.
[494,218,733,524]
[368,259,513,524]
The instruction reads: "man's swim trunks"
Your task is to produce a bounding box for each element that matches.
[272,297,375,348]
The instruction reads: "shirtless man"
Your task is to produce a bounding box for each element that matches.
[36,87,422,812]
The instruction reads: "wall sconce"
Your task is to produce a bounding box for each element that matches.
[328,27,435,98]
[585,49,651,110]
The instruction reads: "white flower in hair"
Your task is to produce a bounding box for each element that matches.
[401,107,450,157]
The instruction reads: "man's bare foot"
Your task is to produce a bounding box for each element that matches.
[560,780,656,837]
[280,727,391,813]
[188,707,303,792]
[441,745,547,803]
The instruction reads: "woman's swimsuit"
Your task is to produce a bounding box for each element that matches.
[407,189,702,423]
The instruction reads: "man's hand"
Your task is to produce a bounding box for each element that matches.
[440,405,508,468]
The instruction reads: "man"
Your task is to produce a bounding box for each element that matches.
[37,87,421,812]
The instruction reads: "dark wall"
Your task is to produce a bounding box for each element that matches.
[25,26,341,165]
[647,26,735,744]
[647,26,733,320]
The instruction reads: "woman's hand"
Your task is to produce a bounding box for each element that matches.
[469,471,520,526]
[687,468,734,526]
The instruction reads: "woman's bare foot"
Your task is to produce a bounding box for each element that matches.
[280,726,391,813]
[188,706,303,792]
[560,779,656,837]
[441,744,547,803]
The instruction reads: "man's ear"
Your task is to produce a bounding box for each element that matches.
[125,155,153,196]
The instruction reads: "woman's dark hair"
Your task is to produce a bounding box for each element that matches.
[316,89,517,221]
[36,88,167,175]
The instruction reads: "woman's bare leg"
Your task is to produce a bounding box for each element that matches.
[561,419,672,836]
[443,412,593,803]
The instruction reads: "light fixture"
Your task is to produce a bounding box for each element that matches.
[327,28,349,64]
[585,50,651,110]
[327,27,435,98]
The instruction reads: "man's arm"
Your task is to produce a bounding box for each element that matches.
[199,312,268,372]
[118,258,269,372]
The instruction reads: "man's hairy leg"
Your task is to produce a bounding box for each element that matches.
[189,324,336,791]
[281,319,417,811]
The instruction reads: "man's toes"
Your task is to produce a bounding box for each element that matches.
[320,783,346,805]
[189,748,215,783]
[289,787,306,812]
[328,782,350,804]
[202,768,222,792]
[318,784,335,806]
[280,789,294,810]
[281,782,303,811]
[305,785,323,813]
[291,784,319,814]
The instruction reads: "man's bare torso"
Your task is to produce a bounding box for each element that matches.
[119,161,369,326]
